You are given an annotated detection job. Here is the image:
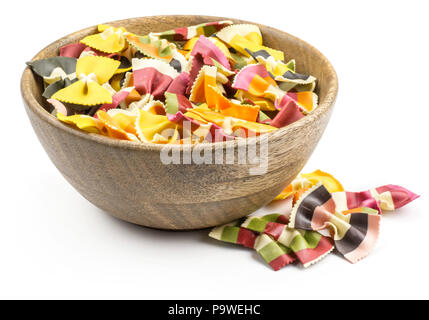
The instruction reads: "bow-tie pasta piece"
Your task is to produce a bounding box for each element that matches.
[247,50,316,89]
[96,110,139,141]
[183,36,234,63]
[232,64,283,111]
[209,221,296,271]
[150,20,233,41]
[190,35,231,71]
[27,57,77,98]
[368,185,419,210]
[52,56,120,106]
[126,35,187,73]
[106,109,139,136]
[216,24,284,61]
[81,24,129,54]
[241,215,334,268]
[126,34,174,61]
[207,85,260,122]
[185,51,233,98]
[188,65,232,110]
[56,112,104,134]
[332,185,419,214]
[275,170,344,201]
[233,64,317,113]
[289,184,381,263]
[135,109,179,143]
[132,58,179,101]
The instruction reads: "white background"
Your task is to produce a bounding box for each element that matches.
[1,0,428,299]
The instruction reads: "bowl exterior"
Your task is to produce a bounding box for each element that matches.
[21,16,337,230]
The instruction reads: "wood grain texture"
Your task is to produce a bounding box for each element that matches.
[20,15,338,230]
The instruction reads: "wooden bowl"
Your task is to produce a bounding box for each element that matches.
[21,15,338,230]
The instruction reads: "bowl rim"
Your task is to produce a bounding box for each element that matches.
[20,14,338,152]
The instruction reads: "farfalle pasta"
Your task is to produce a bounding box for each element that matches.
[241,214,334,267]
[209,169,419,270]
[81,25,129,54]
[150,21,234,41]
[332,184,419,214]
[274,170,344,200]
[27,21,319,144]
[288,184,381,263]
[232,64,317,112]
[209,220,296,271]
[247,50,316,90]
[216,24,284,61]
[210,213,333,271]
[27,57,77,98]
[52,55,120,106]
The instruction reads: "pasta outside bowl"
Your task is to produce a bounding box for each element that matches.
[20,15,338,230]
